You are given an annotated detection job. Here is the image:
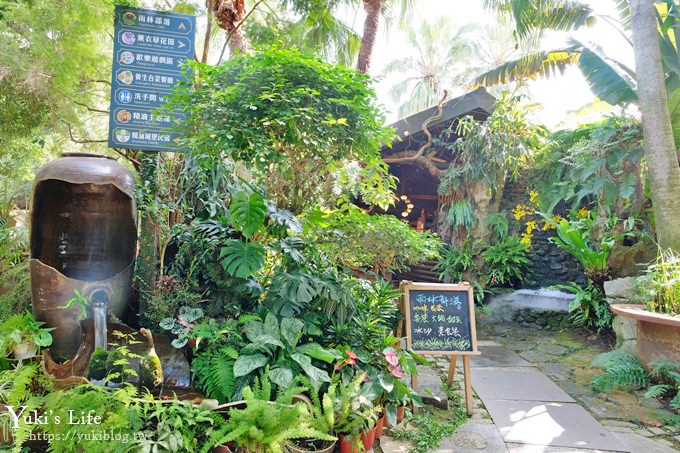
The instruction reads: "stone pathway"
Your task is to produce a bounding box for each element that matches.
[378,318,680,452]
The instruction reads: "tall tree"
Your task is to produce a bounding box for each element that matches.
[209,0,252,55]
[383,18,476,117]
[356,0,384,73]
[630,0,680,251]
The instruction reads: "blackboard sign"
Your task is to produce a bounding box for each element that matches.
[400,281,479,355]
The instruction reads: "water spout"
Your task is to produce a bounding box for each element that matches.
[90,288,109,351]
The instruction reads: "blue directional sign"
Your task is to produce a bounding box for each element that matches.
[108,6,195,152]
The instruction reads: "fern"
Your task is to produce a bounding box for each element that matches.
[192,347,238,403]
[484,212,509,240]
[445,200,475,230]
[645,384,674,399]
[591,362,649,393]
[590,349,638,369]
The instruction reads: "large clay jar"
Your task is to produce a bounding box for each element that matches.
[30,153,137,359]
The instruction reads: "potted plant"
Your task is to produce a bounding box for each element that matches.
[219,380,334,453]
[0,312,54,360]
[331,371,381,453]
[611,249,680,367]
[287,389,337,453]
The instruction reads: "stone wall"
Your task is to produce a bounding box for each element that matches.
[500,177,585,289]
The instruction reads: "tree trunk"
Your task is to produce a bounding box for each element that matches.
[630,0,680,252]
[357,0,384,74]
[211,0,251,56]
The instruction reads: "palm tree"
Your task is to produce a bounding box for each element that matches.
[630,0,680,252]
[383,18,476,117]
[209,0,251,55]
[357,0,412,73]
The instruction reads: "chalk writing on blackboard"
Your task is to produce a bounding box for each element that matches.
[401,282,478,355]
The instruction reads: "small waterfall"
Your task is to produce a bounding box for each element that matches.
[90,288,110,351]
[93,304,108,351]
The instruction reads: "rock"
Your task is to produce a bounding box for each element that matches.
[612,314,638,354]
[604,277,638,303]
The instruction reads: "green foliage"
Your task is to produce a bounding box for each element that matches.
[219,240,266,279]
[0,312,54,357]
[532,116,645,215]
[235,313,339,391]
[445,200,476,231]
[220,385,334,453]
[192,346,238,404]
[228,191,267,239]
[390,409,468,453]
[551,217,613,273]
[636,249,680,315]
[590,350,649,393]
[313,206,442,274]
[166,47,396,213]
[434,239,479,283]
[331,371,382,436]
[484,212,509,240]
[160,306,205,349]
[438,92,547,196]
[145,279,205,327]
[481,235,530,286]
[558,282,613,333]
[0,223,31,323]
[132,398,230,453]
[87,347,109,381]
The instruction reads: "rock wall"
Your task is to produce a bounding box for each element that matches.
[500,178,585,289]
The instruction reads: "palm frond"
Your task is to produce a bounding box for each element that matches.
[484,0,593,40]
[472,50,578,86]
[572,38,637,105]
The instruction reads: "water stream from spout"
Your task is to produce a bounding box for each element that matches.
[93,304,108,351]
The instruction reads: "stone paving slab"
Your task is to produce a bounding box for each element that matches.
[470,345,532,368]
[482,400,629,452]
[432,418,509,452]
[607,429,679,453]
[471,368,576,402]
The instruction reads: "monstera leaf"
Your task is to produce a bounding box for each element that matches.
[228,191,266,238]
[220,240,265,279]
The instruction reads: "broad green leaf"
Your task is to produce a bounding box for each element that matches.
[280,318,304,348]
[33,331,52,347]
[269,366,294,389]
[291,353,331,389]
[264,312,280,339]
[253,334,285,349]
[297,343,338,363]
[220,240,265,279]
[228,191,266,238]
[244,319,264,342]
[233,354,268,377]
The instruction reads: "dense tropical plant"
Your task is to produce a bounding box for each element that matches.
[481,235,531,287]
[532,116,646,217]
[166,47,396,214]
[437,92,547,243]
[558,281,613,334]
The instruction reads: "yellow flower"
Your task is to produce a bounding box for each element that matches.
[520,233,532,245]
[577,207,589,219]
[529,190,538,204]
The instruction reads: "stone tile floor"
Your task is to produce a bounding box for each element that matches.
[377,317,680,452]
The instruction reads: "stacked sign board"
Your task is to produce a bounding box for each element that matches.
[109,6,195,152]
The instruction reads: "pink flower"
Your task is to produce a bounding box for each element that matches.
[344,350,357,365]
[178,317,195,328]
[383,349,399,367]
[388,365,404,378]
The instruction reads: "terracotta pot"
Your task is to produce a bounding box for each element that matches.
[338,434,359,453]
[360,427,376,451]
[374,414,385,438]
[611,304,680,368]
[396,405,406,423]
[211,445,232,453]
